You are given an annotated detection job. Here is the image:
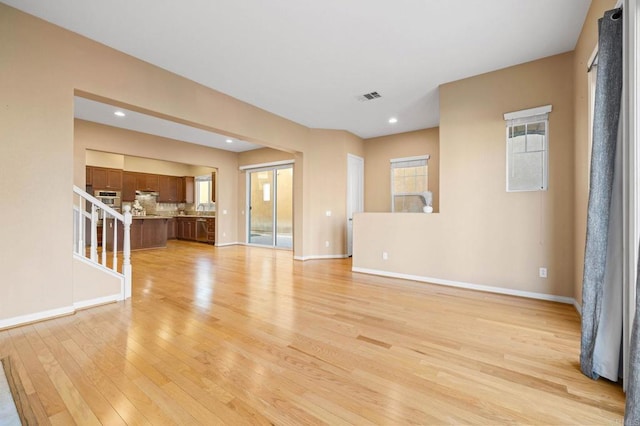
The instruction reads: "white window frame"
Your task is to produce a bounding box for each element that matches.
[504,105,552,192]
[195,175,212,206]
[390,155,430,212]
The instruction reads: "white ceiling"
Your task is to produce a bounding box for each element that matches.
[5,0,591,140]
[74,97,261,152]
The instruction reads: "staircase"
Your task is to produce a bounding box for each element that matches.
[73,185,132,300]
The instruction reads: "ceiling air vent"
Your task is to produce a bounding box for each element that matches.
[356,91,382,102]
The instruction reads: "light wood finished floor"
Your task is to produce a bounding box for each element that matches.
[0,241,625,424]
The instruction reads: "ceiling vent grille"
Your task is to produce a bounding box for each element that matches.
[356,91,382,102]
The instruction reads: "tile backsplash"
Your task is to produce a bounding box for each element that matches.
[121,200,216,216]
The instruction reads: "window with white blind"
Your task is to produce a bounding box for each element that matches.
[390,155,431,212]
[504,105,552,192]
[195,175,212,207]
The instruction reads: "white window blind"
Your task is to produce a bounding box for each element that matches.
[504,105,551,192]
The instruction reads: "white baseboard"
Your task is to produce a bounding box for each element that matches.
[0,305,75,331]
[0,294,123,330]
[294,254,350,261]
[352,267,576,305]
[573,299,582,316]
[216,242,242,247]
[73,294,122,310]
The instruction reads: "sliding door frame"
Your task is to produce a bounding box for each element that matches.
[244,161,294,249]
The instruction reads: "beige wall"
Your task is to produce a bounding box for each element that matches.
[85,150,125,170]
[364,128,440,212]
[73,258,122,304]
[86,149,213,177]
[0,4,365,322]
[573,0,617,305]
[354,52,575,297]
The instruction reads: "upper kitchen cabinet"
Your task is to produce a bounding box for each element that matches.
[141,174,159,192]
[86,166,93,186]
[122,172,137,201]
[89,167,122,191]
[183,176,194,204]
[177,176,195,204]
[158,175,179,203]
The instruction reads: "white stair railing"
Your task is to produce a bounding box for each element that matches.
[72,185,132,299]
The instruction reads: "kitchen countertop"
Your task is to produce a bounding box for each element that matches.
[131,214,215,219]
[131,215,170,220]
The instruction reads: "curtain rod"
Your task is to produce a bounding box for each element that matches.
[587,2,623,72]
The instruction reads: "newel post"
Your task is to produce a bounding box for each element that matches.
[122,205,133,299]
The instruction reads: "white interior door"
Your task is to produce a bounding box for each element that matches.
[346,154,364,257]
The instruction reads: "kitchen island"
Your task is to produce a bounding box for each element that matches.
[105,216,169,251]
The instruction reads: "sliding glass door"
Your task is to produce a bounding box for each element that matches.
[248,165,293,248]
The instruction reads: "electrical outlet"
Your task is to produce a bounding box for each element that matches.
[539,267,547,278]
[223,232,226,237]
[382,252,388,260]
[325,240,330,247]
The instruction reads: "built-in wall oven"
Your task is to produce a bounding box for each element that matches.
[94,190,122,212]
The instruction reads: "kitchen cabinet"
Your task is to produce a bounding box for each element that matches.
[122,172,137,201]
[158,175,179,202]
[105,217,168,251]
[177,217,196,240]
[86,166,93,186]
[204,217,215,243]
[176,216,214,244]
[89,167,122,190]
[167,218,176,239]
[176,176,195,204]
[123,172,162,200]
[141,174,159,192]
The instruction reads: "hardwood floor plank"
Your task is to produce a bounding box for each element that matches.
[0,241,626,424]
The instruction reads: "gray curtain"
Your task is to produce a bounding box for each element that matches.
[580,8,623,381]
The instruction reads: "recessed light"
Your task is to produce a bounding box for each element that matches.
[225,139,233,144]
[114,111,125,117]
[388,117,398,124]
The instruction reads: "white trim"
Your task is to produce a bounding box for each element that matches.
[73,185,123,221]
[573,299,582,317]
[622,0,638,390]
[239,159,294,171]
[215,242,242,247]
[0,306,75,331]
[503,105,552,121]
[294,254,349,261]
[351,267,575,305]
[73,294,121,310]
[390,155,430,163]
[73,253,124,279]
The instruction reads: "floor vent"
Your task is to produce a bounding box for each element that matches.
[357,91,382,102]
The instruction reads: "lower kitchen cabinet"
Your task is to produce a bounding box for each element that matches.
[167,218,176,239]
[177,217,195,240]
[176,216,214,244]
[105,217,168,251]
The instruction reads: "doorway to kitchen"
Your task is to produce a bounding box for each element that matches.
[246,164,293,248]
